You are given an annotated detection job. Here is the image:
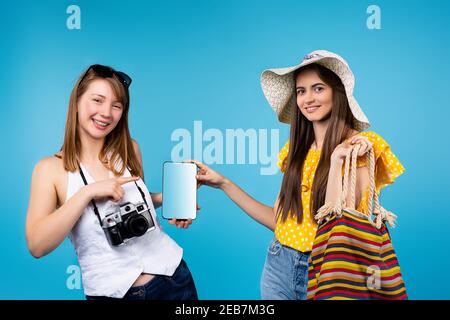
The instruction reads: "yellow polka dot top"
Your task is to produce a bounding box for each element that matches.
[275,131,405,253]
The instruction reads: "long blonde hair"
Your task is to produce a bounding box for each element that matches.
[57,65,143,178]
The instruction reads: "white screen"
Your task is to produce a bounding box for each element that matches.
[162,162,197,220]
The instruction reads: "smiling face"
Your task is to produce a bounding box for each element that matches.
[76,79,124,140]
[295,68,333,123]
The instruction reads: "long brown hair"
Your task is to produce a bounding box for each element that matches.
[57,65,143,178]
[277,63,357,224]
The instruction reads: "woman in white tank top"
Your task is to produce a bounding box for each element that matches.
[25,64,198,300]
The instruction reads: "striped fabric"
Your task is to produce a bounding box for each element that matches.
[306,210,407,300]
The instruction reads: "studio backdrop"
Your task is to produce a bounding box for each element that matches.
[1,0,449,299]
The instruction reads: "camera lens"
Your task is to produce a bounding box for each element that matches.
[127,215,149,236]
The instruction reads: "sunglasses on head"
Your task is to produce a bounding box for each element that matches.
[82,64,132,89]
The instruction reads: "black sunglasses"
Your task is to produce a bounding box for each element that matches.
[82,64,132,89]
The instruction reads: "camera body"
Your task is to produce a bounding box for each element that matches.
[101,202,155,246]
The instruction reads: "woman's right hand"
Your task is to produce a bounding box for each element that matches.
[84,176,140,203]
[330,135,373,165]
[187,160,227,189]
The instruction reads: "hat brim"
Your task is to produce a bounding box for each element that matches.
[261,55,370,131]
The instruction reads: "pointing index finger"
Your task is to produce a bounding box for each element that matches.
[117,176,140,185]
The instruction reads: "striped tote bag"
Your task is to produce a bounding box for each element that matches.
[306,144,407,300]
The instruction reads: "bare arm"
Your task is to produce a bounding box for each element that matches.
[324,160,344,205]
[26,158,140,258]
[25,159,92,258]
[220,178,277,230]
[325,160,370,209]
[326,135,372,209]
[190,160,277,231]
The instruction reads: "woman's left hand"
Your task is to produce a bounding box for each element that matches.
[168,218,193,229]
[168,204,201,229]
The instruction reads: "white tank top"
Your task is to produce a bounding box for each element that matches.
[66,162,183,298]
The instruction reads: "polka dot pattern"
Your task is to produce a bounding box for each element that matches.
[275,131,405,252]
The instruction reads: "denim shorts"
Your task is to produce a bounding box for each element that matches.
[260,237,310,300]
[86,259,198,300]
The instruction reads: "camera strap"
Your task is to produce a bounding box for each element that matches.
[79,166,103,225]
[78,165,149,225]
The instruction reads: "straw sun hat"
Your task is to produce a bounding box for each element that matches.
[260,50,370,131]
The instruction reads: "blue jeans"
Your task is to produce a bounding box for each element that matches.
[260,237,310,300]
[86,259,198,300]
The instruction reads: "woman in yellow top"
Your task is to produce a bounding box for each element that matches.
[190,50,405,300]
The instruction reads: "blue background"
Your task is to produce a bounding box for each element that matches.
[1,0,449,299]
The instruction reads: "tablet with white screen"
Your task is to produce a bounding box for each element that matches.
[162,162,197,220]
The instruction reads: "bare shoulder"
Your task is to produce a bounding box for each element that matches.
[32,154,65,186]
[33,154,67,205]
[33,155,63,177]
